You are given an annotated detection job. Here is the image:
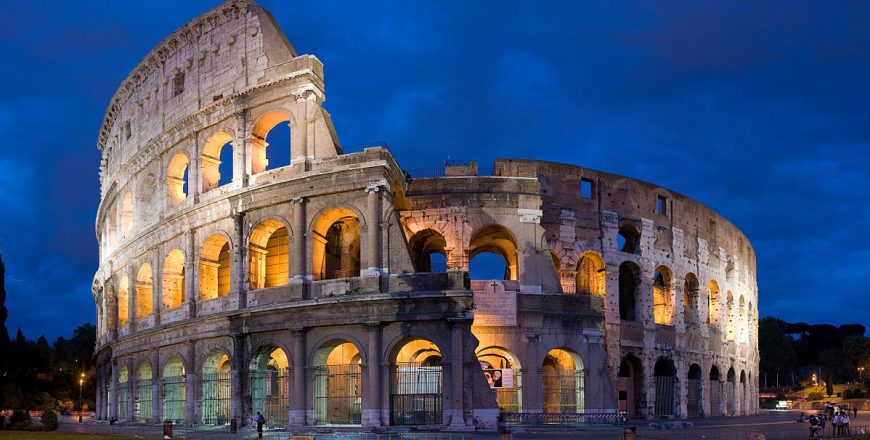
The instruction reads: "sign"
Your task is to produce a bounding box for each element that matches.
[472,280,517,327]
[480,361,515,389]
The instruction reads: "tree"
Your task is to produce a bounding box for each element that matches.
[0,243,8,410]
[759,316,796,385]
[842,335,870,380]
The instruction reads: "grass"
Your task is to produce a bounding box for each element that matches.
[0,433,132,440]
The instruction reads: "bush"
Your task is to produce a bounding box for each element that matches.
[844,388,867,399]
[41,409,58,431]
[9,409,29,427]
[807,392,824,401]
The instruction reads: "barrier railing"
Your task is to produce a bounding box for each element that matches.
[501,411,621,426]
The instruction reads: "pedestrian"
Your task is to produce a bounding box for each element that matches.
[854,406,858,419]
[843,411,851,436]
[809,414,820,438]
[832,412,842,436]
[819,413,826,438]
[254,411,265,439]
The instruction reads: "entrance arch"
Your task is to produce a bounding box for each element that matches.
[250,346,290,428]
[653,358,676,417]
[312,340,363,425]
[118,366,129,421]
[477,346,523,412]
[389,338,443,425]
[687,364,703,418]
[201,350,232,425]
[709,366,722,416]
[542,349,584,413]
[469,225,518,280]
[618,355,643,418]
[162,357,186,423]
[134,361,153,422]
[726,367,737,416]
[312,207,361,280]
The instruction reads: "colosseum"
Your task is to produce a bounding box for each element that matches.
[91,0,759,430]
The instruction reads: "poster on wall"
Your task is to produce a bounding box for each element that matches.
[480,361,515,389]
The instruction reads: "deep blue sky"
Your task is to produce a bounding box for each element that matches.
[0,1,868,340]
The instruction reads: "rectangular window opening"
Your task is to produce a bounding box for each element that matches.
[657,195,668,216]
[580,178,593,199]
[173,73,185,97]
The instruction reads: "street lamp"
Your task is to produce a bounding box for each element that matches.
[79,373,84,423]
[859,366,865,381]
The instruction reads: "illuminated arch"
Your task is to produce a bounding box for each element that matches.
[708,280,721,324]
[542,348,584,413]
[312,339,363,425]
[249,219,290,289]
[166,152,189,207]
[117,275,129,326]
[469,224,518,280]
[389,338,443,425]
[162,356,186,423]
[162,249,185,310]
[135,361,153,422]
[249,345,290,428]
[135,263,153,319]
[200,233,232,300]
[408,229,447,272]
[576,252,605,296]
[201,131,234,191]
[201,349,232,425]
[312,207,361,280]
[653,265,674,325]
[476,346,523,412]
[251,110,294,174]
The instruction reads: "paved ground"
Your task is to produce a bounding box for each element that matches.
[56,410,870,440]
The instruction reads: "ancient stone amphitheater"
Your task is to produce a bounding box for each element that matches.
[91,0,759,430]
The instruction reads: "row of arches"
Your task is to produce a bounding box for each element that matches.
[406,226,519,280]
[618,355,753,418]
[108,340,586,427]
[102,110,297,255]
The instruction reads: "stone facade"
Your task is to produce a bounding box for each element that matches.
[91,0,758,430]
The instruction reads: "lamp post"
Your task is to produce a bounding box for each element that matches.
[859,366,865,381]
[79,373,84,423]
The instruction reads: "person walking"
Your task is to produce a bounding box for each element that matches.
[819,413,826,438]
[254,411,266,439]
[843,411,851,436]
[854,406,858,419]
[832,412,842,436]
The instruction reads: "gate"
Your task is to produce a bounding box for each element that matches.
[542,371,582,413]
[654,375,674,417]
[118,385,129,420]
[495,369,522,412]
[726,382,736,416]
[687,379,702,418]
[313,364,361,425]
[202,372,232,425]
[162,375,185,423]
[250,368,289,428]
[390,362,443,425]
[709,381,722,416]
[135,378,152,422]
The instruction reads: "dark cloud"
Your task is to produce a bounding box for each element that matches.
[0,0,867,339]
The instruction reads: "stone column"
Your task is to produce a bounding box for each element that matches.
[676,362,687,419]
[152,249,163,327]
[95,365,103,420]
[362,322,382,427]
[126,357,135,421]
[445,318,468,427]
[151,350,161,423]
[186,231,197,318]
[289,329,306,426]
[185,342,197,424]
[190,132,201,203]
[362,185,383,277]
[523,333,543,413]
[290,198,308,286]
[127,265,136,332]
[110,360,119,421]
[231,333,247,426]
[233,211,247,310]
[234,111,249,187]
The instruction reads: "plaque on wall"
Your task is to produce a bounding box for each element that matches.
[471,280,518,327]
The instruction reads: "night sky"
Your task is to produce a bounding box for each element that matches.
[0,1,868,340]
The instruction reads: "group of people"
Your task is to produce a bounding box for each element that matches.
[808,407,858,438]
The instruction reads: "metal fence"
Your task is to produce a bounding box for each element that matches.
[501,411,620,426]
[202,371,232,425]
[162,375,185,423]
[314,364,362,425]
[118,385,128,420]
[542,371,584,413]
[251,368,289,428]
[390,362,442,426]
[135,378,152,422]
[686,379,702,418]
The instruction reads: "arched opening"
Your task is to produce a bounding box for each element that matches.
[618,355,643,418]
[201,131,234,191]
[683,273,700,325]
[135,264,153,319]
[249,219,289,289]
[653,266,674,325]
[709,366,722,417]
[469,225,518,280]
[135,362,153,422]
[653,358,676,417]
[619,262,640,321]
[617,225,640,253]
[107,205,118,250]
[166,152,189,207]
[200,234,231,300]
[162,357,186,424]
[687,364,703,418]
[250,346,290,429]
[120,191,133,237]
[477,346,522,412]
[390,338,443,425]
[118,366,129,421]
[708,280,720,324]
[576,252,605,296]
[201,350,232,425]
[542,349,584,414]
[162,249,185,310]
[118,275,129,326]
[313,340,362,425]
[408,229,447,272]
[740,370,747,416]
[726,367,736,416]
[725,292,735,341]
[312,208,361,280]
[251,111,292,174]
[738,296,746,342]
